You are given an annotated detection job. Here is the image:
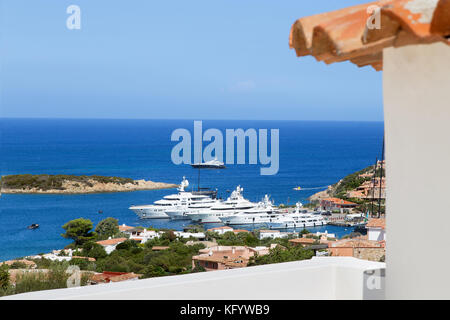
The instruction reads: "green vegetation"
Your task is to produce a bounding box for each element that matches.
[308,163,386,215]
[333,166,373,198]
[0,174,135,191]
[211,231,260,247]
[94,217,122,240]
[61,218,97,246]
[299,228,310,236]
[81,242,108,259]
[0,263,91,297]
[65,231,206,277]
[249,245,314,266]
[1,217,318,297]
[0,265,10,290]
[58,218,207,277]
[207,230,298,248]
[8,261,28,269]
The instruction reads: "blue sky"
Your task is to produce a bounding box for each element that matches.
[1,0,383,121]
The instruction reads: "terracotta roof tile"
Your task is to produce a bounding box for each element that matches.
[118,225,134,232]
[431,0,450,35]
[290,0,450,70]
[90,271,141,283]
[96,237,127,246]
[233,229,251,233]
[289,238,316,244]
[329,239,384,248]
[366,218,386,229]
[259,230,280,233]
[193,253,249,267]
[322,197,357,205]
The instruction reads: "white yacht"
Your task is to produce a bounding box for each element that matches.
[219,195,281,225]
[191,158,226,169]
[129,177,214,219]
[165,197,220,220]
[186,186,255,223]
[266,202,327,229]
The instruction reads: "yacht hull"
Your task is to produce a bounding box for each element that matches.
[267,221,327,229]
[165,210,192,220]
[129,207,170,219]
[219,209,282,225]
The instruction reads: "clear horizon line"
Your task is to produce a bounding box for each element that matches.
[0,116,384,123]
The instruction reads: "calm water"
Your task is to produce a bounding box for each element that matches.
[0,119,384,261]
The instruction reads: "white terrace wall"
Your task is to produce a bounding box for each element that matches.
[383,42,450,299]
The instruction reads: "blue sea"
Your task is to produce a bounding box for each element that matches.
[0,119,384,261]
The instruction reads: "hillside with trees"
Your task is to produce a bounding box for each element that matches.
[0,174,177,194]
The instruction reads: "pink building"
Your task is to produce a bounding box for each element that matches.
[192,246,269,271]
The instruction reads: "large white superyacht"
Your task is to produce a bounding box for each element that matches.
[165,197,220,220]
[219,195,281,225]
[129,177,215,219]
[266,202,327,229]
[186,186,256,223]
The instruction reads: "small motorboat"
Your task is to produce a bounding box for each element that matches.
[28,224,39,230]
[293,186,302,191]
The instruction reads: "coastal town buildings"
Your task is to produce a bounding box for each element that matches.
[313,231,336,239]
[352,177,386,200]
[119,224,205,243]
[289,232,334,246]
[192,246,253,271]
[366,218,386,241]
[118,224,135,233]
[289,238,317,246]
[258,230,287,240]
[174,231,206,239]
[206,226,234,235]
[191,245,272,271]
[96,237,127,254]
[127,228,160,243]
[319,198,357,212]
[328,238,385,262]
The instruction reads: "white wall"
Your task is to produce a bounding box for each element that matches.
[368,228,385,241]
[104,244,117,255]
[383,42,450,299]
[2,257,384,300]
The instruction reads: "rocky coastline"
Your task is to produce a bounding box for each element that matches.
[1,174,178,194]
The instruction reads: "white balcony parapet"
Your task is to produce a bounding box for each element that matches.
[2,257,385,300]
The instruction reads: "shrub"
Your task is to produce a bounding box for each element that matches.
[95,217,119,240]
[9,261,28,269]
[61,218,97,246]
[0,265,10,290]
[116,240,138,251]
[82,242,107,259]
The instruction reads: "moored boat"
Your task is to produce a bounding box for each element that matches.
[129,177,216,219]
[266,203,327,229]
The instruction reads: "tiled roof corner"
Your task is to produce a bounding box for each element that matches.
[366,218,386,229]
[431,0,450,35]
[290,0,450,71]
